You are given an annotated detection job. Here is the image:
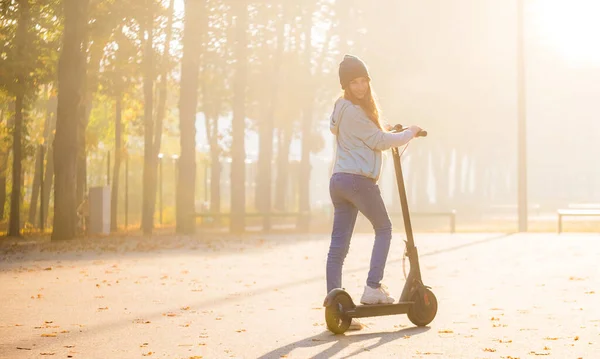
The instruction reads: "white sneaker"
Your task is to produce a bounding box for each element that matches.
[348,318,366,331]
[360,284,395,305]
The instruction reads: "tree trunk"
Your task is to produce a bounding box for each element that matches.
[205,114,221,213]
[433,145,450,210]
[274,127,293,211]
[76,132,86,206]
[230,1,248,233]
[28,145,43,226]
[141,1,156,235]
[28,101,53,226]
[0,176,5,220]
[40,94,56,227]
[41,141,54,227]
[255,5,284,214]
[52,0,89,241]
[411,146,428,211]
[152,0,174,203]
[8,0,30,237]
[0,106,8,221]
[176,0,203,234]
[298,4,316,230]
[77,31,105,206]
[9,94,23,237]
[110,94,122,232]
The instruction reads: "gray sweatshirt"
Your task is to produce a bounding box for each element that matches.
[330,97,415,181]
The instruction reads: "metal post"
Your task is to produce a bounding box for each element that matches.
[39,144,44,232]
[517,0,528,232]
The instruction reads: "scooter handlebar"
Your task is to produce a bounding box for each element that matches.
[390,124,427,137]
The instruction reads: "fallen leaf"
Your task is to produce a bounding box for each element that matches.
[41,333,57,337]
[44,267,52,271]
[16,347,32,350]
[415,351,444,355]
[574,336,580,341]
[494,339,512,343]
[483,348,496,352]
[142,352,153,356]
[181,306,191,311]
[438,329,454,333]
[40,352,55,356]
[236,329,246,333]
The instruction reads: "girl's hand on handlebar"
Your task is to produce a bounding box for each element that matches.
[408,125,422,135]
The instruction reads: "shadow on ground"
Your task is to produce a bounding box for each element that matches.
[256,326,431,359]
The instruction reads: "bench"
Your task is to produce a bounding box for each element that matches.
[388,210,456,233]
[193,212,309,231]
[557,209,600,233]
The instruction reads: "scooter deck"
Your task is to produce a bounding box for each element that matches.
[346,301,415,318]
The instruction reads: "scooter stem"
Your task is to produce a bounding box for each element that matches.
[392,146,425,302]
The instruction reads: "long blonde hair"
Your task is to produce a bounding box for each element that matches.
[344,82,382,129]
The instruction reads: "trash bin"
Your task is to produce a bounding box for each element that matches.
[89,186,111,235]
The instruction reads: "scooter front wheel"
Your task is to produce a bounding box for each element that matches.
[407,288,438,327]
[325,291,354,334]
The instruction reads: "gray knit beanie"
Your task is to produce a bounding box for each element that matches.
[338,54,370,89]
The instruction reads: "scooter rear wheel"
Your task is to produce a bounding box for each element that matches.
[325,292,354,334]
[407,288,438,327]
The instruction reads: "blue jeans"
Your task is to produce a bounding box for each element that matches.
[326,172,393,293]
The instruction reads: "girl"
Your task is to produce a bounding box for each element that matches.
[327,54,422,329]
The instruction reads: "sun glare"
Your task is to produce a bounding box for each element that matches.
[531,0,600,67]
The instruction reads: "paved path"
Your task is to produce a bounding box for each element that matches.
[1,232,599,358]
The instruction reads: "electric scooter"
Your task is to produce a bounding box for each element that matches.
[323,125,437,334]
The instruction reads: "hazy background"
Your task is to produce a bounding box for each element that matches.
[0,0,598,237]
